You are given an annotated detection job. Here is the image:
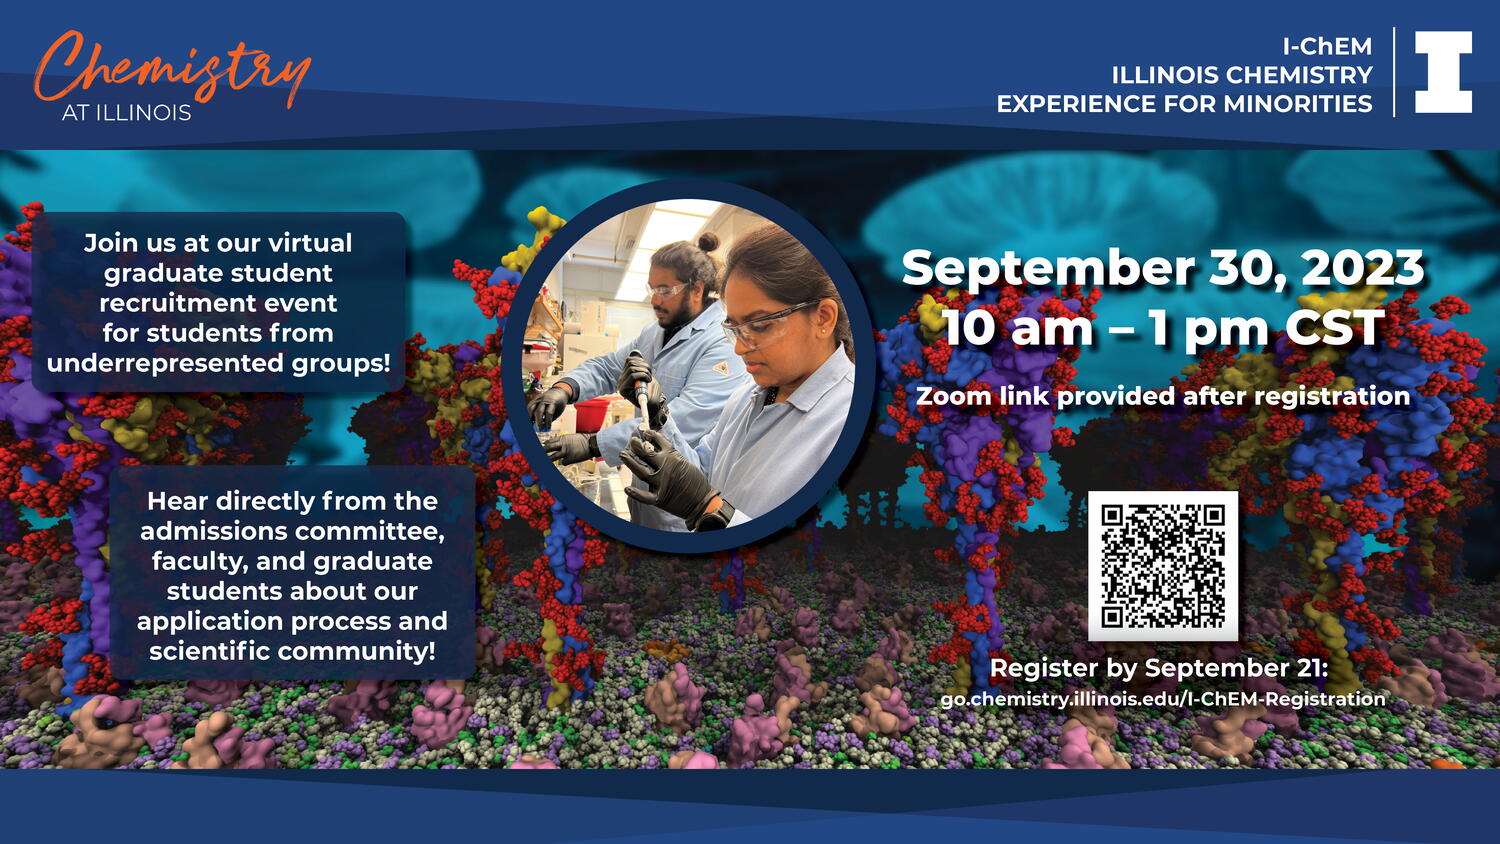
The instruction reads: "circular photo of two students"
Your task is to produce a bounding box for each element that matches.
[504,182,874,552]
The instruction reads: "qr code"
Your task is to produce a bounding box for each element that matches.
[1088,491,1238,641]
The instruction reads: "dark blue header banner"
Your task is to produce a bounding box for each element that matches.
[0,0,1492,149]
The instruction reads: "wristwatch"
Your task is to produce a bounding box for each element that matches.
[690,498,735,531]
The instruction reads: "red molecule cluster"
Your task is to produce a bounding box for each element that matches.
[21,639,63,670]
[74,654,121,695]
[0,315,31,383]
[921,338,953,373]
[504,640,542,662]
[453,259,518,321]
[2,202,41,249]
[19,597,85,635]
[929,599,993,666]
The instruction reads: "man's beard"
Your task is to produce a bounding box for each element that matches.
[656,299,693,328]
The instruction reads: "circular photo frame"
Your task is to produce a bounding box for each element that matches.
[502,179,875,552]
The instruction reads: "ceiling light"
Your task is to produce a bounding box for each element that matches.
[654,199,721,217]
[638,211,708,250]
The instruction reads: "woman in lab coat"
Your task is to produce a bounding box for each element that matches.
[619,224,855,531]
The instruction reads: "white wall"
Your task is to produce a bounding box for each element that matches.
[704,206,771,261]
[601,301,655,347]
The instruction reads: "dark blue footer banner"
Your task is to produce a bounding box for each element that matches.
[0,770,1490,841]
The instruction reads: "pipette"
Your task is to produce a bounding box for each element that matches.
[626,350,657,453]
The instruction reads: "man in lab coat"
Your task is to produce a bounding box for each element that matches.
[528,237,748,531]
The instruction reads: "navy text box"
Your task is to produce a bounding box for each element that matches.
[108,466,476,681]
[31,212,407,392]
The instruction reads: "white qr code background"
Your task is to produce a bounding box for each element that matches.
[1088,491,1238,642]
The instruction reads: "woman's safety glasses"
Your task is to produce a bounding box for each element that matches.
[721,301,818,350]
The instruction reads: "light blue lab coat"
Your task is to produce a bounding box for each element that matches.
[560,299,748,530]
[658,348,855,528]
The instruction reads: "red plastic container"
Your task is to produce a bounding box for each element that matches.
[574,397,612,433]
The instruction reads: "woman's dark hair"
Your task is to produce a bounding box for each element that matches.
[723,224,853,361]
[650,232,722,300]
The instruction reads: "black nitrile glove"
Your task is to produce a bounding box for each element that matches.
[616,355,667,429]
[619,429,719,526]
[616,353,652,399]
[544,433,598,465]
[528,385,572,430]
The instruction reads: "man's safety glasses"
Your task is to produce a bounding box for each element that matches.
[649,282,688,299]
[721,301,818,350]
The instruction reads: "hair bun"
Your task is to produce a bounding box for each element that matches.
[697,232,720,253]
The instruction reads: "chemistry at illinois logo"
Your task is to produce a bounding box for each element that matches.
[33,30,313,122]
